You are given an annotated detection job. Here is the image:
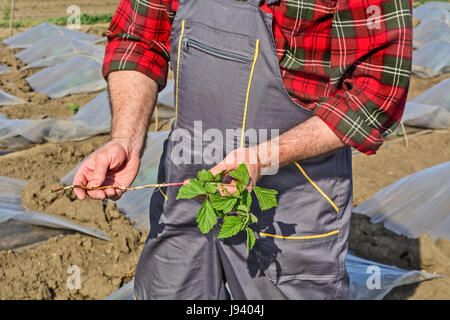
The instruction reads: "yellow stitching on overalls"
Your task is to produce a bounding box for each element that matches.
[294,161,339,213]
[240,39,260,149]
[158,186,168,200]
[175,20,186,120]
[260,229,339,240]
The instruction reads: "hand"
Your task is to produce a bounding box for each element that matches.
[210,147,261,195]
[73,138,141,201]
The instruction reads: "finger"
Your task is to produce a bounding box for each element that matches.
[73,167,88,200]
[89,152,109,188]
[210,162,231,178]
[183,179,190,185]
[104,187,118,199]
[87,189,106,200]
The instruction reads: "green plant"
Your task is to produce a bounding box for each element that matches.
[176,163,278,253]
[67,103,81,113]
[3,3,10,22]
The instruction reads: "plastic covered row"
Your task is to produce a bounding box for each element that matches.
[413,19,450,48]
[412,41,450,78]
[105,252,441,300]
[0,90,26,107]
[0,176,111,241]
[27,55,106,98]
[2,23,102,49]
[61,131,170,231]
[402,78,450,129]
[0,65,10,75]
[419,1,450,11]
[413,5,449,23]
[353,162,450,241]
[16,34,105,70]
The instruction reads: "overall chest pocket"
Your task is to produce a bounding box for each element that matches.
[173,20,259,134]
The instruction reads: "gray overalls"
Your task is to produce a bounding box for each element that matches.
[134,0,353,300]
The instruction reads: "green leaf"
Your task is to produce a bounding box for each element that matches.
[229,163,250,185]
[217,216,244,239]
[242,189,252,208]
[246,227,256,253]
[235,180,244,194]
[253,186,278,211]
[249,213,258,224]
[196,200,217,234]
[197,169,213,182]
[176,179,206,200]
[204,182,218,194]
[213,170,226,182]
[209,193,237,213]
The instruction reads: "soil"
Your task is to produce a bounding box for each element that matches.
[0,2,448,300]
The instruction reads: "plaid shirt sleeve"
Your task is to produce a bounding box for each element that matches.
[102,0,175,91]
[312,0,413,154]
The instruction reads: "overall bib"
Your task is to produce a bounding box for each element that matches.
[134,0,353,300]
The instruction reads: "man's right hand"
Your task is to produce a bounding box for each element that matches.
[73,138,141,201]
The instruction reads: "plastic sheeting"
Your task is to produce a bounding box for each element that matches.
[401,78,450,128]
[61,131,170,231]
[413,19,450,48]
[420,1,450,11]
[16,35,105,70]
[354,162,450,241]
[0,176,111,241]
[0,90,26,106]
[105,252,441,300]
[2,23,102,49]
[0,65,10,75]
[346,253,442,300]
[412,41,450,78]
[27,55,106,98]
[413,5,449,23]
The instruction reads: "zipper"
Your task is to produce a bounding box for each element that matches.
[183,37,253,64]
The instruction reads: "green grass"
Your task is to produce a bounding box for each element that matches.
[0,13,113,28]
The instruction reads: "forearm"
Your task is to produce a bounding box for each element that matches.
[257,116,345,170]
[108,70,159,155]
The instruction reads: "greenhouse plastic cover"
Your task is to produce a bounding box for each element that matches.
[353,162,450,241]
[413,5,449,23]
[2,23,102,49]
[413,19,450,48]
[105,252,441,300]
[419,1,450,11]
[16,35,105,70]
[0,65,10,75]
[61,131,170,231]
[27,55,106,98]
[0,176,110,241]
[0,90,26,106]
[402,78,450,129]
[412,41,450,78]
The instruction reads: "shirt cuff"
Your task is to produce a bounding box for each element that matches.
[313,96,385,155]
[102,39,169,92]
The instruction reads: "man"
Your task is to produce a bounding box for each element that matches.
[74,0,412,299]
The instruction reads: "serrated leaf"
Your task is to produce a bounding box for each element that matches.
[229,163,250,185]
[217,216,244,239]
[249,213,258,224]
[176,179,206,199]
[253,186,278,211]
[242,190,252,208]
[235,180,244,194]
[196,200,217,234]
[209,193,237,213]
[198,169,213,182]
[213,170,226,182]
[204,182,218,194]
[246,227,256,253]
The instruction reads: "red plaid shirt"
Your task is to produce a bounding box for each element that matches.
[103,0,413,154]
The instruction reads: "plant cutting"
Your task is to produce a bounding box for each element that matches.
[50,163,278,253]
